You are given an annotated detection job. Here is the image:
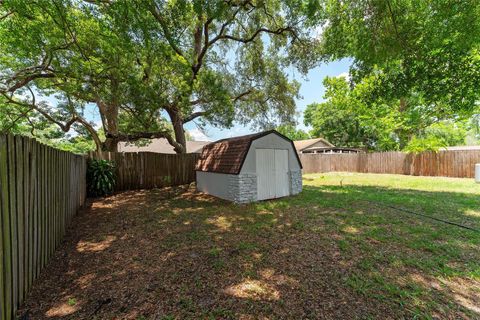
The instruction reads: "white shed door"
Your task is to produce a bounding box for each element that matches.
[256,149,275,200]
[274,149,289,198]
[256,149,289,200]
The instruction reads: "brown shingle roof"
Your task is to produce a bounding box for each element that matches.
[118,139,210,154]
[195,130,302,174]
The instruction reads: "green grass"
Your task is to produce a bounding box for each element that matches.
[298,173,480,317]
[67,297,77,306]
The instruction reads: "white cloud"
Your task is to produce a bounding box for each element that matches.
[336,72,350,82]
[188,128,212,141]
[312,21,329,39]
[93,120,103,129]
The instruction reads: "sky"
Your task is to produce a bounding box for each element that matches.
[46,58,352,142]
[186,58,352,141]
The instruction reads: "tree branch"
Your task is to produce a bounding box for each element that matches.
[184,111,206,123]
[188,98,208,106]
[75,115,102,151]
[2,90,103,150]
[233,89,253,102]
[1,91,78,132]
[190,5,245,78]
[1,51,59,93]
[148,4,185,58]
[219,26,294,44]
[3,70,55,93]
[192,17,213,79]
[205,6,243,48]
[0,104,34,134]
[0,10,13,20]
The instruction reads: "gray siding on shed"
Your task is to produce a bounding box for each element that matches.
[196,171,258,203]
[240,133,301,174]
[196,171,232,200]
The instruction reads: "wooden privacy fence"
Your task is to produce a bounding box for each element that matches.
[0,135,86,320]
[300,150,480,178]
[89,151,199,191]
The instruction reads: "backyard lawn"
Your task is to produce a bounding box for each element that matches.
[19,173,480,319]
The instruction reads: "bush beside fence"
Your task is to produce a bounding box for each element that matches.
[0,135,86,320]
[300,150,480,178]
[89,151,199,191]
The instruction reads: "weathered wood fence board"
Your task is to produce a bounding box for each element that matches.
[300,150,480,178]
[89,151,199,191]
[0,135,86,320]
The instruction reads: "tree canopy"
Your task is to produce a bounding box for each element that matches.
[276,124,310,141]
[303,0,480,151]
[318,0,480,113]
[305,76,479,151]
[0,0,318,152]
[2,1,479,153]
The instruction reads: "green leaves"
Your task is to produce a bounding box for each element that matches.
[305,0,480,153]
[1,0,322,151]
[86,159,116,197]
[316,0,480,116]
[276,124,310,140]
[304,74,477,152]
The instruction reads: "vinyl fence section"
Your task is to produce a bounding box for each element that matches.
[0,135,86,320]
[300,150,480,178]
[89,152,199,191]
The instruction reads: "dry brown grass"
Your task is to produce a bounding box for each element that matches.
[17,174,480,319]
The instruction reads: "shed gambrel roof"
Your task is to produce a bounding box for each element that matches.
[195,130,302,174]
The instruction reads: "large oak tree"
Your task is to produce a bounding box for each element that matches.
[0,0,318,152]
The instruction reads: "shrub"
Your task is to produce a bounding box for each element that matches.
[87,159,116,197]
[403,136,447,153]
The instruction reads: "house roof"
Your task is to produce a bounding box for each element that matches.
[293,137,334,151]
[118,139,210,154]
[195,130,302,174]
[303,147,362,153]
[444,145,480,151]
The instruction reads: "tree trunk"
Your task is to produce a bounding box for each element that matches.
[102,137,119,152]
[167,108,186,153]
[399,97,407,112]
[97,100,120,152]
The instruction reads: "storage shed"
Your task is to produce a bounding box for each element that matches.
[195,130,303,203]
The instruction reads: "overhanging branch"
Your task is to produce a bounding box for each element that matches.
[219,26,294,44]
[148,4,185,58]
[184,111,206,123]
[4,71,55,93]
[1,92,76,132]
[233,89,253,102]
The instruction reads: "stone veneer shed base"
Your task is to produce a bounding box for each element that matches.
[195,130,303,204]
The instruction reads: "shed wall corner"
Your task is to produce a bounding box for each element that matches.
[229,173,257,204]
[289,170,302,195]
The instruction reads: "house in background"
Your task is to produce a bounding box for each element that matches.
[294,137,362,154]
[118,139,210,154]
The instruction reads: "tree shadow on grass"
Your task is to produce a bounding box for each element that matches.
[297,183,480,228]
[18,183,480,319]
[293,185,480,316]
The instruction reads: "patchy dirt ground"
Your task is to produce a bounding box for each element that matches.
[18,175,480,319]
